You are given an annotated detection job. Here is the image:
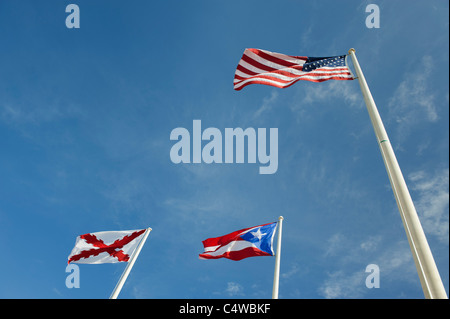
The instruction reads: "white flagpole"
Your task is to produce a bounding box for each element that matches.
[272,216,284,299]
[348,49,447,299]
[109,227,152,299]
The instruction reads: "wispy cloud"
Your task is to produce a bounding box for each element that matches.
[213,281,245,297]
[253,90,279,119]
[0,96,84,147]
[225,281,244,297]
[289,80,362,121]
[388,55,439,147]
[281,263,300,279]
[0,98,82,126]
[318,233,415,298]
[319,269,366,299]
[409,169,449,243]
[303,81,361,108]
[323,233,346,257]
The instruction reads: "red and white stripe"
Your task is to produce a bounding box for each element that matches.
[233,48,353,90]
[199,223,273,261]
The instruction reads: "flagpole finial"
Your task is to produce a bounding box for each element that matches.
[278,216,284,221]
[348,48,356,54]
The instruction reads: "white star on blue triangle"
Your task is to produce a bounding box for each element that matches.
[239,222,277,256]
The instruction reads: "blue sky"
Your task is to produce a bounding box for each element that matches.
[0,0,448,299]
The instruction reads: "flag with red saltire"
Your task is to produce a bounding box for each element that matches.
[199,222,277,261]
[233,48,354,90]
[68,229,147,264]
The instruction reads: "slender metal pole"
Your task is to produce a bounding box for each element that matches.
[272,216,284,299]
[348,48,447,299]
[109,227,152,299]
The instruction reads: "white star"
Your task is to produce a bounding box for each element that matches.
[250,228,266,240]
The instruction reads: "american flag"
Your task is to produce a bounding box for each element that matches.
[233,48,354,91]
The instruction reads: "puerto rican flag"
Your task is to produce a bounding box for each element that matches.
[68,229,147,264]
[199,222,278,261]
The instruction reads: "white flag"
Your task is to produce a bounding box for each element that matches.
[68,229,147,264]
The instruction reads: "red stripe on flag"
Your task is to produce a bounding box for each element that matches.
[199,247,272,261]
[234,75,353,91]
[235,64,304,80]
[247,48,307,68]
[201,226,254,249]
[201,222,274,251]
